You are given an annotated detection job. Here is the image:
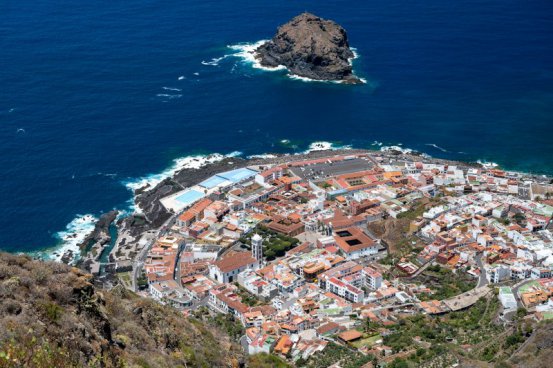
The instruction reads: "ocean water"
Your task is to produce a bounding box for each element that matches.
[1,0,552,255]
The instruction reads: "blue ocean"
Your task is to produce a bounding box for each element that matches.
[1,0,552,255]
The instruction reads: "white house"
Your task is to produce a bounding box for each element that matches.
[362,266,383,290]
[209,252,259,283]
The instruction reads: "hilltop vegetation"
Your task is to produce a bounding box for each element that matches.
[0,253,245,368]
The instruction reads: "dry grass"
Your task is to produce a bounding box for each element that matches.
[0,253,244,368]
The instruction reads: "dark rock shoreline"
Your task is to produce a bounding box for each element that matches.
[255,12,362,83]
[77,210,118,251]
[72,146,551,272]
[118,148,484,239]
[120,157,250,238]
[74,210,118,271]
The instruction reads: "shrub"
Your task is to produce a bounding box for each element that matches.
[2,300,22,315]
[39,302,63,322]
[388,358,409,368]
[505,333,524,348]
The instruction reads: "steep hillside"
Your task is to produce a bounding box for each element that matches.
[507,321,553,368]
[0,253,245,368]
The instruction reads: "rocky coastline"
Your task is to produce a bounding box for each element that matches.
[111,148,475,251]
[255,12,363,83]
[72,210,118,271]
[62,145,552,282]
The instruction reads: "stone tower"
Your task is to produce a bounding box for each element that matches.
[252,233,263,262]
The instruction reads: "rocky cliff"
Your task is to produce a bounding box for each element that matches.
[255,12,362,83]
[0,253,245,367]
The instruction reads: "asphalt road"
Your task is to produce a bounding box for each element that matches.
[131,215,176,291]
[512,279,536,309]
[475,253,489,288]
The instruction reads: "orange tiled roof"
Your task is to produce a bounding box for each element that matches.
[214,252,257,273]
[338,329,362,342]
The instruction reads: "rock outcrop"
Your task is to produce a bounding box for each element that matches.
[255,12,362,83]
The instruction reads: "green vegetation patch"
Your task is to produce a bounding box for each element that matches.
[417,265,476,301]
[248,353,291,368]
[297,342,375,368]
[350,334,382,349]
[239,225,300,261]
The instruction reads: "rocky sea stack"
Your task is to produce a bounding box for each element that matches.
[255,12,362,84]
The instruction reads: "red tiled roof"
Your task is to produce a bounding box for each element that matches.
[334,227,377,253]
[214,252,257,273]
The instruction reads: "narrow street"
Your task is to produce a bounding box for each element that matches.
[475,253,489,288]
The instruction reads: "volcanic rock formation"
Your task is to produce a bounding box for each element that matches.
[255,12,362,83]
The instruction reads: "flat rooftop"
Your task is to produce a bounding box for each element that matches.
[160,188,206,212]
[199,175,229,189]
[218,167,258,183]
[160,167,258,212]
[289,158,375,180]
[442,286,491,311]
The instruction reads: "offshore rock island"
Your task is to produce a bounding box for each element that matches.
[255,13,363,83]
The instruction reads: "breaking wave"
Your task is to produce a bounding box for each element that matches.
[380,145,415,154]
[156,93,182,99]
[425,143,449,153]
[201,55,231,66]
[227,40,365,84]
[123,151,243,193]
[247,153,278,159]
[477,160,499,169]
[228,40,287,71]
[302,141,352,153]
[41,214,98,264]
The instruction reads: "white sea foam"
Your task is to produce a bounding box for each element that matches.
[201,55,230,66]
[178,76,185,80]
[193,72,200,76]
[280,139,291,144]
[477,160,499,169]
[228,40,366,84]
[350,47,359,60]
[371,141,383,147]
[124,151,243,193]
[301,141,352,154]
[247,153,277,159]
[380,145,414,154]
[162,86,182,92]
[97,172,118,178]
[227,151,243,157]
[48,214,98,264]
[307,141,333,151]
[425,143,449,153]
[156,93,182,99]
[286,74,326,83]
[228,41,287,72]
[287,73,367,85]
